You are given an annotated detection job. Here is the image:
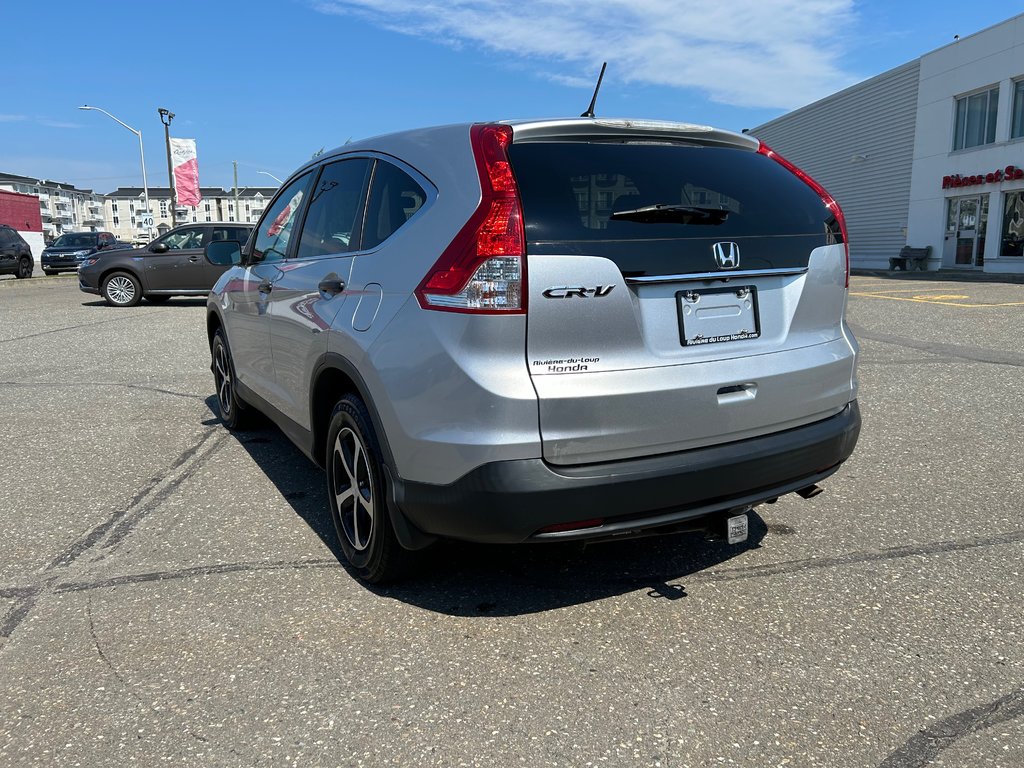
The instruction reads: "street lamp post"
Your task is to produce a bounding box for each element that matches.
[257,171,283,184]
[157,108,177,226]
[79,105,151,239]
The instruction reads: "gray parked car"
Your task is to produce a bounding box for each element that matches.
[79,222,253,306]
[206,118,861,583]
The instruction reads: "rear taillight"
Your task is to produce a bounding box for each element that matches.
[415,124,527,313]
[757,141,849,287]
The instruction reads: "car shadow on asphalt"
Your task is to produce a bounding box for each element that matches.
[80,298,207,308]
[206,396,768,616]
[375,525,767,616]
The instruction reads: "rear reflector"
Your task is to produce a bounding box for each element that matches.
[415,124,527,313]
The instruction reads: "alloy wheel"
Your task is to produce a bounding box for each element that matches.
[106,275,136,305]
[332,427,374,551]
[213,342,233,417]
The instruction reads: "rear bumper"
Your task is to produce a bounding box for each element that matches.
[391,401,860,543]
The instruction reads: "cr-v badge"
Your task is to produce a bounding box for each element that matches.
[713,242,740,269]
[542,285,615,298]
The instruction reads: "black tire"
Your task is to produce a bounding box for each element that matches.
[43,270,56,276]
[326,394,408,583]
[145,295,171,304]
[102,271,142,307]
[211,329,254,430]
[15,257,32,279]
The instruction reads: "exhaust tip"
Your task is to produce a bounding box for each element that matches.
[796,484,823,500]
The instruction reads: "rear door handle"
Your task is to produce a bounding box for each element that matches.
[318,278,346,296]
[188,255,201,262]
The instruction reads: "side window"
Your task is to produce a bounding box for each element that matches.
[0,230,12,246]
[211,226,250,244]
[295,159,371,260]
[229,227,251,244]
[361,160,427,250]
[161,227,206,250]
[252,172,313,264]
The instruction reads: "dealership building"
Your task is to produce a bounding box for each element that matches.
[752,13,1024,274]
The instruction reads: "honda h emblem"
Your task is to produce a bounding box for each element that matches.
[713,242,740,269]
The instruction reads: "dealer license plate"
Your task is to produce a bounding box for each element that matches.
[677,286,760,346]
[727,513,749,544]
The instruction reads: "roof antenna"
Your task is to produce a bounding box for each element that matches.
[581,62,607,118]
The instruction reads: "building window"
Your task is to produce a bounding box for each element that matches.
[1001,192,1024,256]
[1012,80,1024,140]
[113,216,120,226]
[953,87,999,150]
[160,201,168,216]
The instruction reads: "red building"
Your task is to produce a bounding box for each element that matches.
[0,189,43,233]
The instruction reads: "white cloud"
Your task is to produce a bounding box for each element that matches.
[37,119,82,129]
[0,115,81,128]
[311,0,859,110]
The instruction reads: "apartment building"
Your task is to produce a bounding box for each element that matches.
[103,186,278,241]
[0,172,106,242]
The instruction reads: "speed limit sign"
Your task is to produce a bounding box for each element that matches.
[140,212,154,228]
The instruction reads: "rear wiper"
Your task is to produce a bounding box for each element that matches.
[610,204,729,224]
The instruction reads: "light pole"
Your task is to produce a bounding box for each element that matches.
[79,105,151,238]
[257,171,283,184]
[157,108,176,226]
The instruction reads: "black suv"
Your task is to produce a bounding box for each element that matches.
[41,231,130,275]
[0,225,33,279]
[78,222,253,306]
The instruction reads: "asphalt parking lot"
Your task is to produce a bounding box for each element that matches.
[1,272,1022,767]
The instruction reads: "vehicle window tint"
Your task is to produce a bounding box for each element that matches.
[0,230,11,246]
[52,233,96,248]
[211,226,250,244]
[361,160,427,250]
[161,227,206,250]
[507,142,835,276]
[252,172,313,264]
[295,159,371,260]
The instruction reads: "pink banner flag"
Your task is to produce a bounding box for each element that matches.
[169,138,202,207]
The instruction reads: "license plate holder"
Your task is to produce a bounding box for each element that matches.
[677,286,760,346]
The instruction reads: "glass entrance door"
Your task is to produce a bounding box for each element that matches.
[946,196,989,267]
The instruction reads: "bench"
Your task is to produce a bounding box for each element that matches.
[889,246,931,271]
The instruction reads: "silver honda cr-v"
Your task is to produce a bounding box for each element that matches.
[206,118,861,583]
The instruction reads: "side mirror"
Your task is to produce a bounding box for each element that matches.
[206,240,242,266]
[150,242,169,254]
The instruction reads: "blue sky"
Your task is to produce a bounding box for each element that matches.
[1,1,1020,193]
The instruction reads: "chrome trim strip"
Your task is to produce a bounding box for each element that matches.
[625,267,808,284]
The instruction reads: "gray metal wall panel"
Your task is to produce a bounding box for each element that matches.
[751,62,921,269]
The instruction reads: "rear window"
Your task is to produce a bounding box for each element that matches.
[508,141,837,276]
